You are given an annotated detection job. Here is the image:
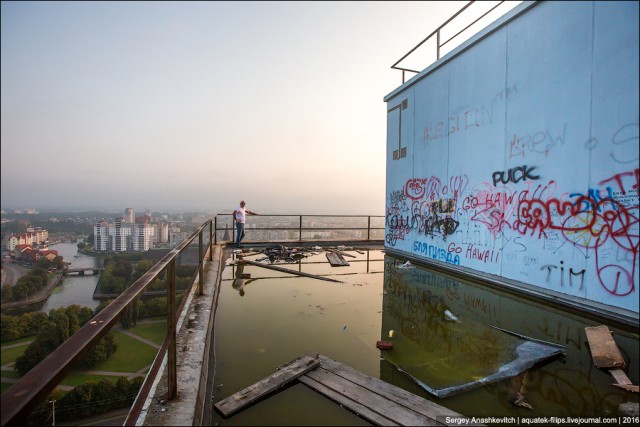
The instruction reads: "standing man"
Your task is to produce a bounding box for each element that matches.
[233,200,258,248]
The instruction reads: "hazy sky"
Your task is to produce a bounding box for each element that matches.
[1,1,518,214]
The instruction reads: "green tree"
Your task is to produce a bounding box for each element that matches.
[1,284,13,302]
[52,255,65,270]
[94,299,112,316]
[17,312,48,337]
[11,282,28,300]
[80,333,117,368]
[132,259,154,281]
[48,308,70,343]
[119,304,133,329]
[1,315,20,342]
[144,297,168,317]
[14,337,52,376]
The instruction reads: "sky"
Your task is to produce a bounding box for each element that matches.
[1,1,520,215]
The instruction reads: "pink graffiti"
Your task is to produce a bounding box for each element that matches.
[404,175,469,202]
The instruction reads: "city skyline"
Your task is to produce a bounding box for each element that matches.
[1,1,520,215]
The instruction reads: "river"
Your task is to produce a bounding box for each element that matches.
[40,242,102,312]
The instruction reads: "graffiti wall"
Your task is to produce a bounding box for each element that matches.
[384,1,639,313]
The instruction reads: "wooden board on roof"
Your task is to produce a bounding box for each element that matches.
[326,252,349,266]
[214,355,320,417]
[585,325,625,369]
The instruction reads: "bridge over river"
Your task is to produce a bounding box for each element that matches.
[63,267,105,276]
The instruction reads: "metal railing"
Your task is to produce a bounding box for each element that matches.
[391,0,512,83]
[1,220,215,426]
[213,214,385,244]
[1,214,383,426]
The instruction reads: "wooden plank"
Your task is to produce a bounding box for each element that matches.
[585,326,625,368]
[326,252,350,266]
[299,374,401,426]
[612,383,640,393]
[304,367,441,426]
[317,355,466,421]
[327,249,356,258]
[610,368,633,385]
[242,259,342,283]
[214,356,320,417]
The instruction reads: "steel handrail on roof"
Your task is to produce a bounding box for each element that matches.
[214,213,385,244]
[391,0,507,83]
[1,219,215,426]
[1,214,383,426]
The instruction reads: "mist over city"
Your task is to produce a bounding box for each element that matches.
[1,1,476,216]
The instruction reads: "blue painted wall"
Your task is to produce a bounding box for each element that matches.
[384,1,639,314]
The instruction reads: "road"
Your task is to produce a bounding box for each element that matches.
[1,261,28,286]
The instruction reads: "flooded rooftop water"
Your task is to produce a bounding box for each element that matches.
[207,247,639,425]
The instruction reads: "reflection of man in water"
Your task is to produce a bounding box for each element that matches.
[232,263,255,297]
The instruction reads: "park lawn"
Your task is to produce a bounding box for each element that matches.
[1,370,20,379]
[128,321,167,346]
[94,330,158,373]
[1,336,35,346]
[1,344,30,366]
[60,372,143,388]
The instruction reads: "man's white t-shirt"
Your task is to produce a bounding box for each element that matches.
[235,206,246,223]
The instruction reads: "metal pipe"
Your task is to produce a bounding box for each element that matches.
[214,217,218,261]
[199,232,204,295]
[299,215,303,242]
[167,259,177,400]
[440,1,504,48]
[390,1,473,69]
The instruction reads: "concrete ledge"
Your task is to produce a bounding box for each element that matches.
[137,244,223,426]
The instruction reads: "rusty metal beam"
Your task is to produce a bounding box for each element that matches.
[1,220,212,426]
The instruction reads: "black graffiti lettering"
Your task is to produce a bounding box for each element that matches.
[492,165,540,186]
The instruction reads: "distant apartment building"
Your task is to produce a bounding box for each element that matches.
[132,222,153,252]
[124,208,135,224]
[93,218,155,253]
[109,219,131,252]
[5,227,49,251]
[169,231,188,245]
[157,222,169,243]
[94,221,109,252]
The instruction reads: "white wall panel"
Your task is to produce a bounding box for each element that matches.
[384,1,639,313]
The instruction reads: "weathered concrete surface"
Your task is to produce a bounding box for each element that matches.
[137,244,223,426]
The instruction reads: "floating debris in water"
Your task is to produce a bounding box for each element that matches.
[444,309,459,322]
[388,330,395,338]
[254,245,318,264]
[397,261,414,269]
[376,340,394,350]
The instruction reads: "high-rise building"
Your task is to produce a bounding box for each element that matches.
[132,222,153,252]
[124,208,135,224]
[158,222,169,243]
[109,219,131,252]
[94,221,109,252]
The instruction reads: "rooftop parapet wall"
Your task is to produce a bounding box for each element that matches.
[384,1,639,314]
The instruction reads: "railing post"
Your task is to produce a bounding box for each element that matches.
[198,231,204,295]
[367,216,371,240]
[167,260,177,400]
[299,216,303,242]
[436,30,441,59]
[209,219,213,261]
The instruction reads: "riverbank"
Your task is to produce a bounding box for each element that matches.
[0,272,63,313]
